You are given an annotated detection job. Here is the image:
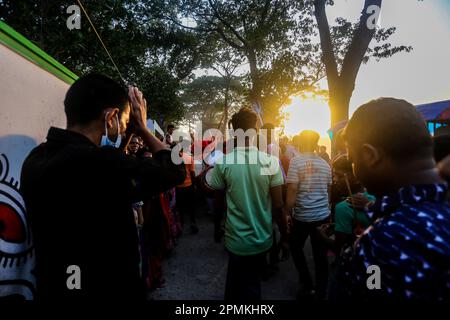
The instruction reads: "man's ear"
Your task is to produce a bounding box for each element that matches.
[104,108,119,129]
[361,143,381,168]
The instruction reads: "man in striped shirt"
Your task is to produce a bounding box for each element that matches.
[285,130,332,300]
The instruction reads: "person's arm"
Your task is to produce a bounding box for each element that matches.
[284,183,297,222]
[267,158,289,258]
[136,206,144,226]
[284,158,299,232]
[316,222,334,248]
[213,189,226,243]
[271,185,287,238]
[207,164,227,243]
[115,87,186,199]
[128,86,167,154]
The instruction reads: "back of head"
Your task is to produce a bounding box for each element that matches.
[345,98,433,162]
[231,108,257,132]
[332,154,363,191]
[298,130,320,153]
[64,74,128,127]
[292,135,301,150]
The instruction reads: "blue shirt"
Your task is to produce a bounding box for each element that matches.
[339,184,450,300]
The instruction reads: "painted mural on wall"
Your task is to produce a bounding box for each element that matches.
[0,153,35,299]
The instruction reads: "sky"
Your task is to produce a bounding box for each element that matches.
[188,1,450,150]
[283,0,450,143]
[344,0,450,112]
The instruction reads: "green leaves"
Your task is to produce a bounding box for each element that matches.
[0,0,203,123]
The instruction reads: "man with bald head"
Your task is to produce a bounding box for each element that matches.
[340,98,450,300]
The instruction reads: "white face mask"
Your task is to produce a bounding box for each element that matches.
[100,112,122,148]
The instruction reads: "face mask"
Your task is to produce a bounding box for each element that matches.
[100,113,122,148]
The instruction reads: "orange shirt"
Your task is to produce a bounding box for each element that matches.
[178,152,195,188]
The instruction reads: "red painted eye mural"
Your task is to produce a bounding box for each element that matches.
[0,202,26,243]
[0,154,35,300]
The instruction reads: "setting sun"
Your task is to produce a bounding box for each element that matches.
[282,96,331,149]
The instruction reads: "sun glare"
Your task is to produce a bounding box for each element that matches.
[282,96,331,149]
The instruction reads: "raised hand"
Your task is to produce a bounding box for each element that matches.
[128,86,147,133]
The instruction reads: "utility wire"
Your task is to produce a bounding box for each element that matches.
[76,0,126,84]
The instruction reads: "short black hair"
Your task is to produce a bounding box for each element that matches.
[167,124,175,130]
[299,130,320,151]
[332,154,353,174]
[231,108,257,131]
[292,134,301,149]
[64,74,129,127]
[345,98,432,160]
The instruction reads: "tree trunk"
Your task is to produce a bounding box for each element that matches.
[314,0,382,154]
[247,48,263,114]
[329,82,352,127]
[223,78,230,137]
[328,82,353,158]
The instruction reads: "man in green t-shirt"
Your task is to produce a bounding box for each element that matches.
[209,108,288,301]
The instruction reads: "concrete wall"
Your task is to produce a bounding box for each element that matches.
[0,43,68,299]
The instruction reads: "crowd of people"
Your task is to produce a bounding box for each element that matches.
[17,73,450,301]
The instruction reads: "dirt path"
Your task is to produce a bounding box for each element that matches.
[150,204,302,300]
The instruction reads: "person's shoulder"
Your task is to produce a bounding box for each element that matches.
[335,200,352,215]
[288,155,306,169]
[290,154,303,163]
[392,202,450,234]
[257,149,277,160]
[260,151,282,171]
[21,142,48,170]
[24,141,47,157]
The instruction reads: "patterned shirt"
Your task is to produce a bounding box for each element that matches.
[339,184,450,301]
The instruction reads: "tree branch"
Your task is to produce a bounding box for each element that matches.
[162,14,217,32]
[211,65,225,77]
[340,0,382,85]
[314,0,339,83]
[259,0,272,26]
[215,25,245,50]
[208,0,248,47]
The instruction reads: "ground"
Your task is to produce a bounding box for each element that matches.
[149,201,317,300]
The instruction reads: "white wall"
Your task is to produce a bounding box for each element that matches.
[0,43,69,299]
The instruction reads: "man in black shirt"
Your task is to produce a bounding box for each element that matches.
[20,74,185,300]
